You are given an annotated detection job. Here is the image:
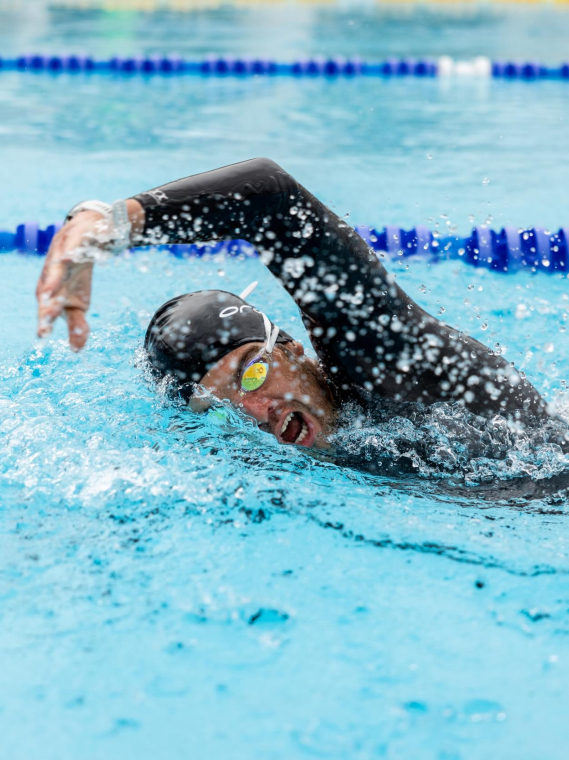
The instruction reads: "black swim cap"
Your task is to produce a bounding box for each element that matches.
[144,290,293,392]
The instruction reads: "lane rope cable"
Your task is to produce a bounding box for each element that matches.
[3,54,569,80]
[3,221,568,273]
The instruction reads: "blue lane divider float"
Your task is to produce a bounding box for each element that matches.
[2,221,569,273]
[355,225,569,273]
[3,54,569,80]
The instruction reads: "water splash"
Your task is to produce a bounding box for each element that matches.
[331,398,569,496]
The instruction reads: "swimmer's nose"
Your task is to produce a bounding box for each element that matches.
[239,394,276,423]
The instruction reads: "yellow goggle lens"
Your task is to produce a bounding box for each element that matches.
[241,361,269,392]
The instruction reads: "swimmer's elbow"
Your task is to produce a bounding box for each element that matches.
[249,157,284,174]
[247,158,296,192]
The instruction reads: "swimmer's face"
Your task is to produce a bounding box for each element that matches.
[191,341,336,449]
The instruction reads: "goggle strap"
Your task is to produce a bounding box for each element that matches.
[237,283,281,357]
[261,313,276,355]
[239,281,258,300]
[266,323,280,355]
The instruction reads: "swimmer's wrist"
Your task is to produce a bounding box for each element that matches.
[109,199,131,253]
[65,199,135,255]
[125,198,145,237]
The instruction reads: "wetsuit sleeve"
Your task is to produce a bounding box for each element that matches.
[132,158,545,417]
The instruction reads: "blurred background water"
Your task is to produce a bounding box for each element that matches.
[1,2,569,759]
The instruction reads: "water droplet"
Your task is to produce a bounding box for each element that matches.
[482,177,490,185]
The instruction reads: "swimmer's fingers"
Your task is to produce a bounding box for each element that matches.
[64,307,90,351]
[37,260,93,343]
[37,259,67,337]
[36,212,101,342]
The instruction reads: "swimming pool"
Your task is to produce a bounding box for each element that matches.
[2,3,569,759]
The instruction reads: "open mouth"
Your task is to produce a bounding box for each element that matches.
[279,410,312,446]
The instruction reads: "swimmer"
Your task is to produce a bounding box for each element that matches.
[36,158,547,449]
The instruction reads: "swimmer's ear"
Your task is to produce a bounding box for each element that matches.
[285,340,305,358]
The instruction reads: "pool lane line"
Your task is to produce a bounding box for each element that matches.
[42,0,569,10]
[2,222,569,273]
[3,55,569,79]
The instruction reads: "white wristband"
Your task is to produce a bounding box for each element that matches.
[65,200,113,223]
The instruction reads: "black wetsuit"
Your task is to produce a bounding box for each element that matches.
[133,158,545,419]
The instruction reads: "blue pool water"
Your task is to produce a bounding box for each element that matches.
[2,4,569,759]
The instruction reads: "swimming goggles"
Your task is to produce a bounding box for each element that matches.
[239,304,280,396]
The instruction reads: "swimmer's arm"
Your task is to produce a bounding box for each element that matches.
[130,159,418,385]
[130,160,547,415]
[36,200,144,350]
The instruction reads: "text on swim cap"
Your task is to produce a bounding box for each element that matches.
[219,304,261,318]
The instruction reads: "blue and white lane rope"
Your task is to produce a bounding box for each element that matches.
[3,54,569,79]
[3,222,569,273]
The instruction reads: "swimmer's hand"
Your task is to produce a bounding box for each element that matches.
[36,200,144,350]
[36,210,101,350]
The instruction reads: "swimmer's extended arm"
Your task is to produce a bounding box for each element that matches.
[132,158,545,416]
[37,159,544,416]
